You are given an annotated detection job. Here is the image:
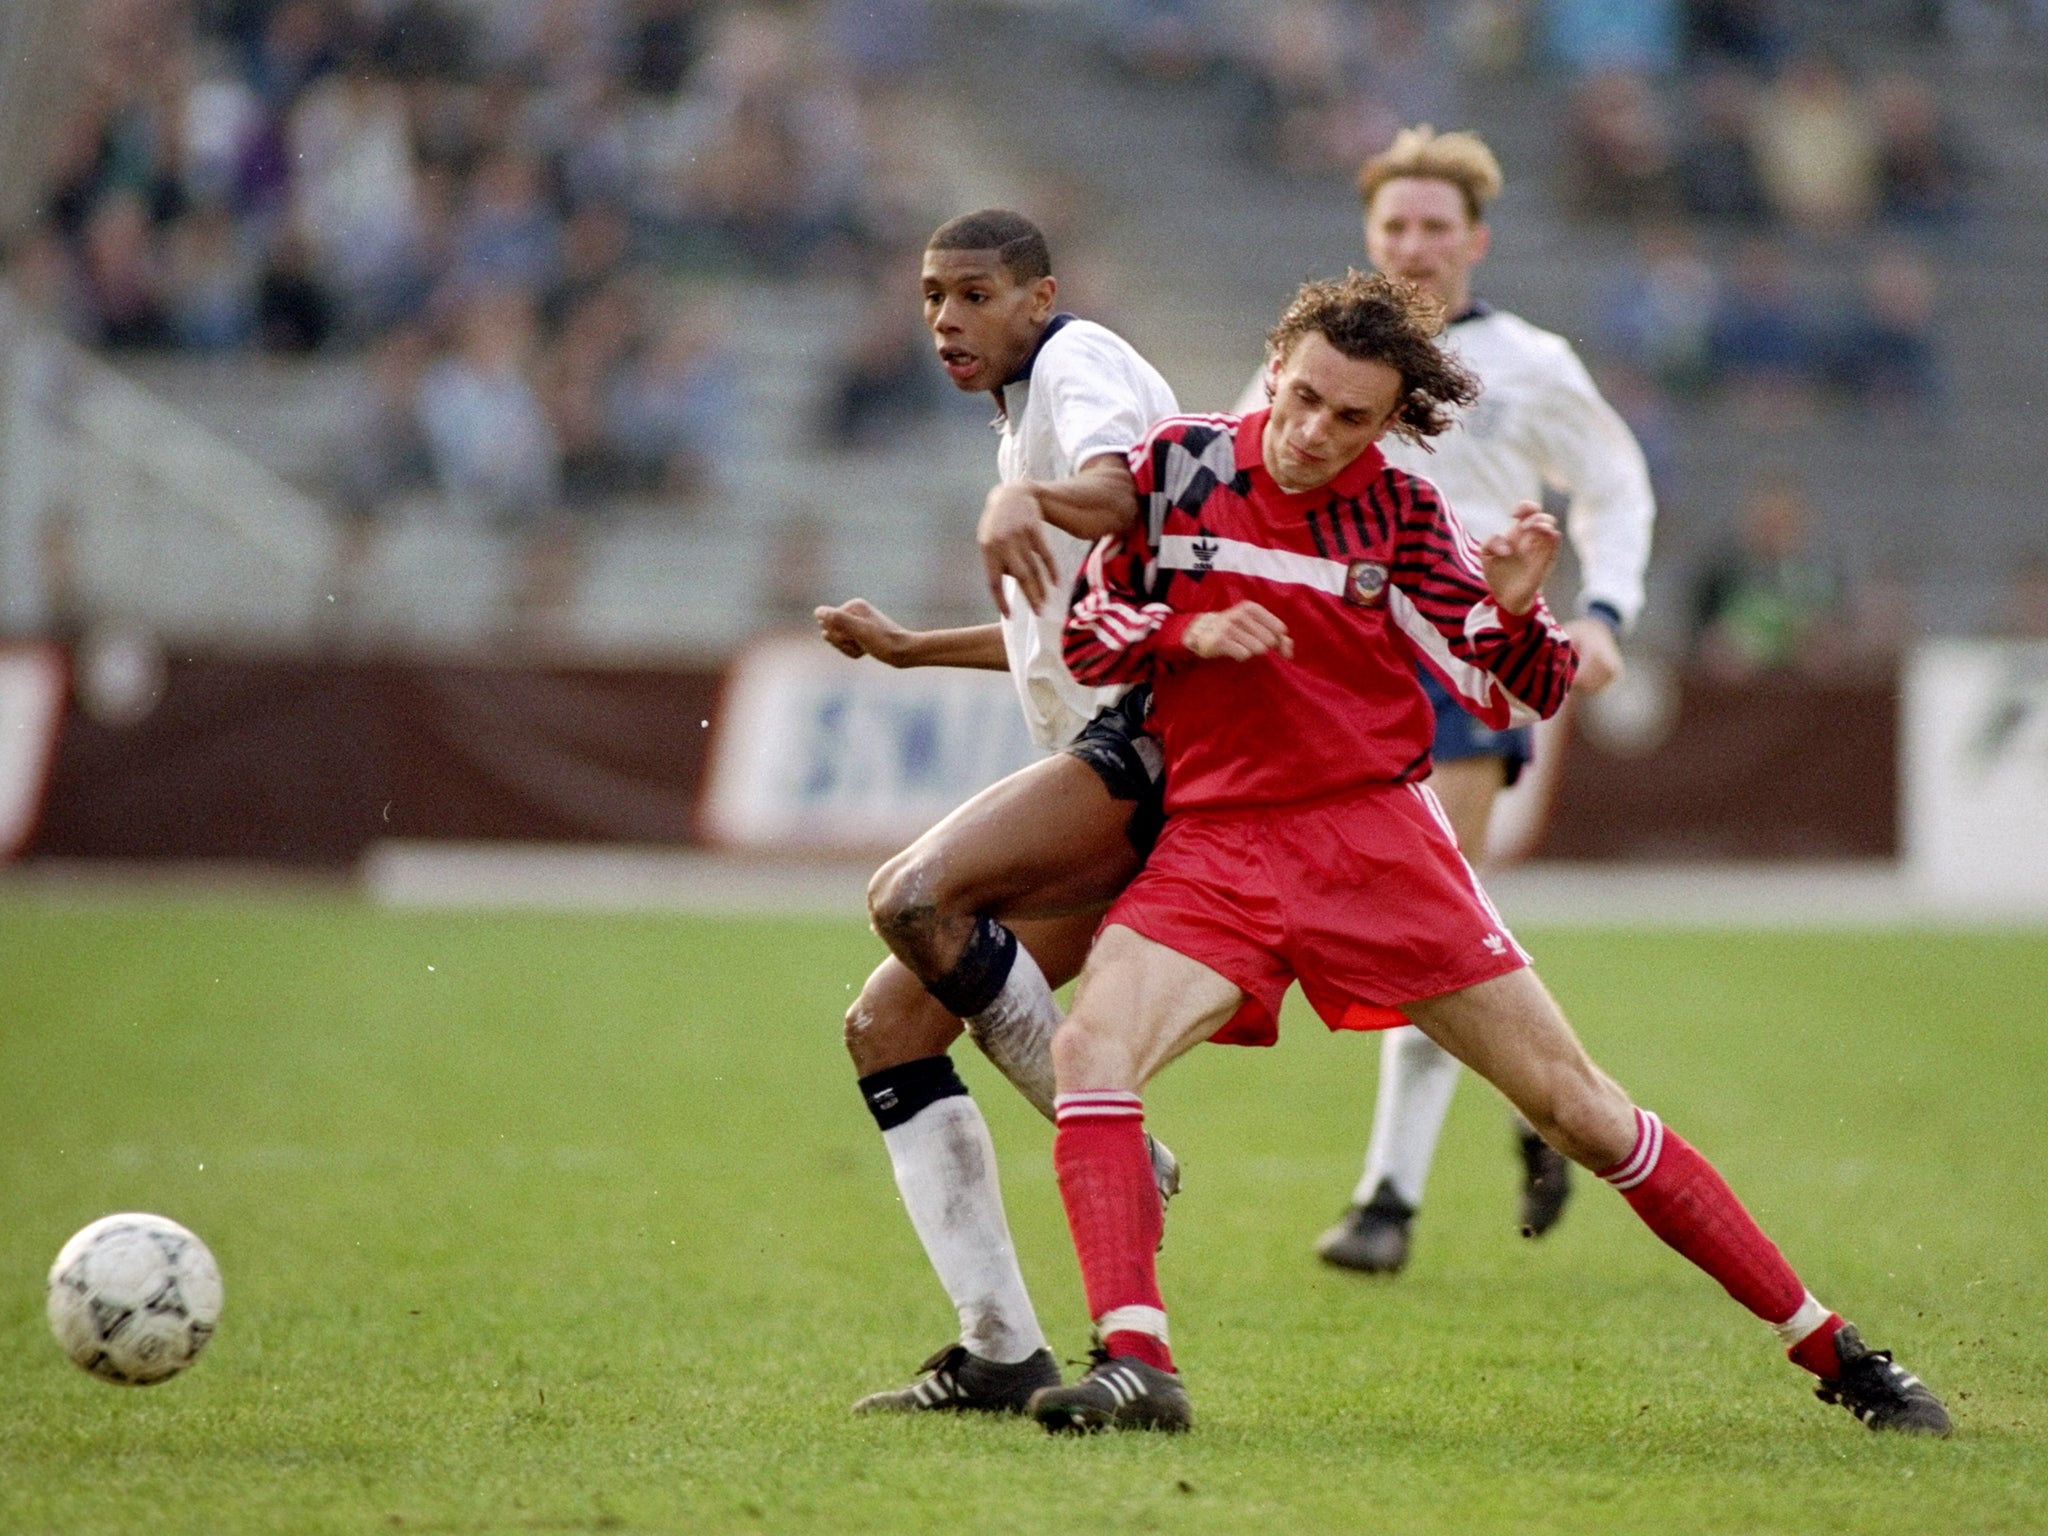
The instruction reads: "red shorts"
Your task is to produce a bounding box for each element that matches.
[1105,780,1529,1047]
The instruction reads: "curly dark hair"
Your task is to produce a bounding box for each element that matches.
[1265,269,1480,444]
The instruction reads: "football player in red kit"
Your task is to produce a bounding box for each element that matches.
[1025,269,1950,1440]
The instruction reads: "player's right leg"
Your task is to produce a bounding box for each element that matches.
[1403,967,1951,1435]
[849,696,1177,1413]
[1030,924,1246,1434]
[844,950,1064,1414]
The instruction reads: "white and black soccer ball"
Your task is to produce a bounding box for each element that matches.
[46,1213,223,1385]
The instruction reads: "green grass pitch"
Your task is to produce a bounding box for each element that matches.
[2,896,2043,1534]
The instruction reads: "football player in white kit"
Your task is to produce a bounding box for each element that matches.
[814,210,1183,1411]
[1232,128,1657,1274]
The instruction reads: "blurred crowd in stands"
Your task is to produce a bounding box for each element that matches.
[6,0,948,523]
[7,0,2044,661]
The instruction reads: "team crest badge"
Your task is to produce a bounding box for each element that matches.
[1345,560,1388,607]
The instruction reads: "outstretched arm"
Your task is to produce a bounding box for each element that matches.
[815,599,1008,670]
[979,454,1141,616]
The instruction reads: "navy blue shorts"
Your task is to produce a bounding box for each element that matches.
[1063,685,1167,857]
[1418,666,1532,787]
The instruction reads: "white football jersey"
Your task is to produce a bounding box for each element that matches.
[1236,305,1655,628]
[996,316,1179,749]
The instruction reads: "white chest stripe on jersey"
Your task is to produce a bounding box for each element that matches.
[1387,584,1543,728]
[1153,534,1349,595]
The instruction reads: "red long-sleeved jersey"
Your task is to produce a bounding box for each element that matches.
[1063,410,1578,813]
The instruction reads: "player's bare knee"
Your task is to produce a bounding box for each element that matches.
[842,990,886,1069]
[867,851,945,953]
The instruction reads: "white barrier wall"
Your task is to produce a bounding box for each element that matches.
[1903,639,2048,911]
[700,635,1044,854]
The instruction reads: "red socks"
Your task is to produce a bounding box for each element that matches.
[1601,1107,1841,1377]
[1053,1096,1847,1384]
[1052,1092,1173,1372]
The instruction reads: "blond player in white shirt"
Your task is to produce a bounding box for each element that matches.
[1231,128,1656,1274]
[813,210,1182,1413]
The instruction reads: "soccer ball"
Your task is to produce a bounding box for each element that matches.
[46,1213,223,1385]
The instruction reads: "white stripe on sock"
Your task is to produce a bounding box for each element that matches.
[1096,1304,1170,1345]
[1056,1090,1144,1121]
[1771,1290,1832,1349]
[1603,1108,1665,1191]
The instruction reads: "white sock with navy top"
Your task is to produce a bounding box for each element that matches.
[860,1055,1047,1365]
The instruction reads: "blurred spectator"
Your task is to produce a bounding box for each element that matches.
[821,278,943,449]
[1692,472,1847,674]
[1233,0,1365,175]
[689,97,821,274]
[1599,219,1719,393]
[247,0,344,110]
[1232,1,1455,179]
[1683,0,1794,69]
[324,321,436,619]
[331,322,436,517]
[541,282,638,502]
[256,225,335,351]
[4,226,94,340]
[181,46,265,208]
[1675,68,1768,224]
[1447,0,1531,75]
[1707,236,1816,401]
[626,0,707,97]
[554,77,637,210]
[604,301,741,497]
[164,201,259,351]
[1749,50,1880,233]
[80,191,172,350]
[1826,246,1942,408]
[1560,70,1678,220]
[418,287,562,523]
[547,203,634,325]
[454,152,562,294]
[288,63,425,336]
[1542,0,1681,76]
[1871,72,1974,232]
[1592,361,1681,494]
[825,0,934,85]
[1097,0,1216,84]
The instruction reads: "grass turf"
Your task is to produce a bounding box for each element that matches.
[0,896,2043,1534]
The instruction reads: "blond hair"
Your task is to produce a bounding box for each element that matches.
[1356,126,1503,223]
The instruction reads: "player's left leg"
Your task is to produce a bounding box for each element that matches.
[1322,751,1569,1273]
[1029,924,1245,1434]
[1404,967,1952,1435]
